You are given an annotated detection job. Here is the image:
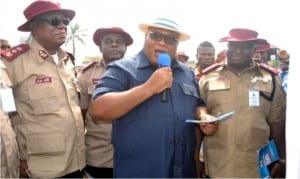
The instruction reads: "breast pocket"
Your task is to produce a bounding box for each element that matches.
[28,84,60,115]
[179,83,200,115]
[206,78,232,105]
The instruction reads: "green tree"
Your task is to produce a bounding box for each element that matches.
[65,23,87,57]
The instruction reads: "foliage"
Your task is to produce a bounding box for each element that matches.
[65,23,87,57]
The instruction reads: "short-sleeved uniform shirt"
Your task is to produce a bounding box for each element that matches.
[0,60,19,178]
[93,51,203,178]
[199,64,286,178]
[2,39,86,177]
[77,61,113,168]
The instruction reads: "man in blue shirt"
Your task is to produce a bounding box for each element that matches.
[90,18,211,178]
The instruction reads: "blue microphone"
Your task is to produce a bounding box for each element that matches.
[158,53,171,102]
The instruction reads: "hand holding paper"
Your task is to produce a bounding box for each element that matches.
[185,111,235,124]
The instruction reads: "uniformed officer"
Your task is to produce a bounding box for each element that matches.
[278,49,290,93]
[199,28,286,178]
[194,41,216,80]
[76,27,133,178]
[0,39,11,51]
[0,59,19,178]
[1,1,85,177]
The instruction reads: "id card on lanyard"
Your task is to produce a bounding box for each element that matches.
[249,89,260,107]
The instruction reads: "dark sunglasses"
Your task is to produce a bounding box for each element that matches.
[36,17,70,27]
[148,31,179,46]
[228,42,255,51]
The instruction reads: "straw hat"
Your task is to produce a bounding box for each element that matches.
[139,17,190,41]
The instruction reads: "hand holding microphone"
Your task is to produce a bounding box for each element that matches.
[158,53,172,102]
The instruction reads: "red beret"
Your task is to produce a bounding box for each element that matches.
[18,0,75,32]
[93,27,133,47]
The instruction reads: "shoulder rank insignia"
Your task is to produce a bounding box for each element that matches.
[39,50,49,59]
[0,44,29,61]
[202,63,222,74]
[81,61,97,73]
[257,62,279,75]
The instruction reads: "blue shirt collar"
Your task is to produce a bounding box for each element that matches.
[136,50,152,69]
[136,50,182,70]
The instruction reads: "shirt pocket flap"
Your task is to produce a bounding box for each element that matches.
[180,83,199,98]
[208,77,230,91]
[255,81,273,93]
[27,133,65,155]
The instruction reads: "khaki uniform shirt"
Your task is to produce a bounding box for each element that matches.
[194,66,202,79]
[77,61,113,168]
[199,64,285,178]
[2,39,86,177]
[0,60,19,178]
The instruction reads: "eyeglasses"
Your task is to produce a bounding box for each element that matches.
[148,31,179,46]
[36,17,70,27]
[228,42,255,51]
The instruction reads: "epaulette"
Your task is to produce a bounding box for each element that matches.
[202,63,222,74]
[0,44,29,61]
[81,61,97,73]
[257,62,279,75]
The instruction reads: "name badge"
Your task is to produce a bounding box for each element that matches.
[249,90,259,107]
[0,87,16,113]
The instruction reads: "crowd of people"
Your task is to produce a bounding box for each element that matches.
[0,0,291,178]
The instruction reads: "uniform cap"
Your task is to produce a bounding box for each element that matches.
[18,0,75,32]
[219,28,265,43]
[93,27,133,46]
[255,39,271,52]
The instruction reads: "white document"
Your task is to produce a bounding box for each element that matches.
[185,111,235,124]
[0,88,16,113]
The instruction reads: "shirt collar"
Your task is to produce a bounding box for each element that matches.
[29,38,67,64]
[136,50,152,69]
[136,50,183,71]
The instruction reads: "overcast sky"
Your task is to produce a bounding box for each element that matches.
[0,0,298,64]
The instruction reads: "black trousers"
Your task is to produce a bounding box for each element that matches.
[85,165,113,178]
[58,170,84,178]
[23,169,84,178]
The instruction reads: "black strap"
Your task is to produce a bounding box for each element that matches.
[259,74,276,101]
